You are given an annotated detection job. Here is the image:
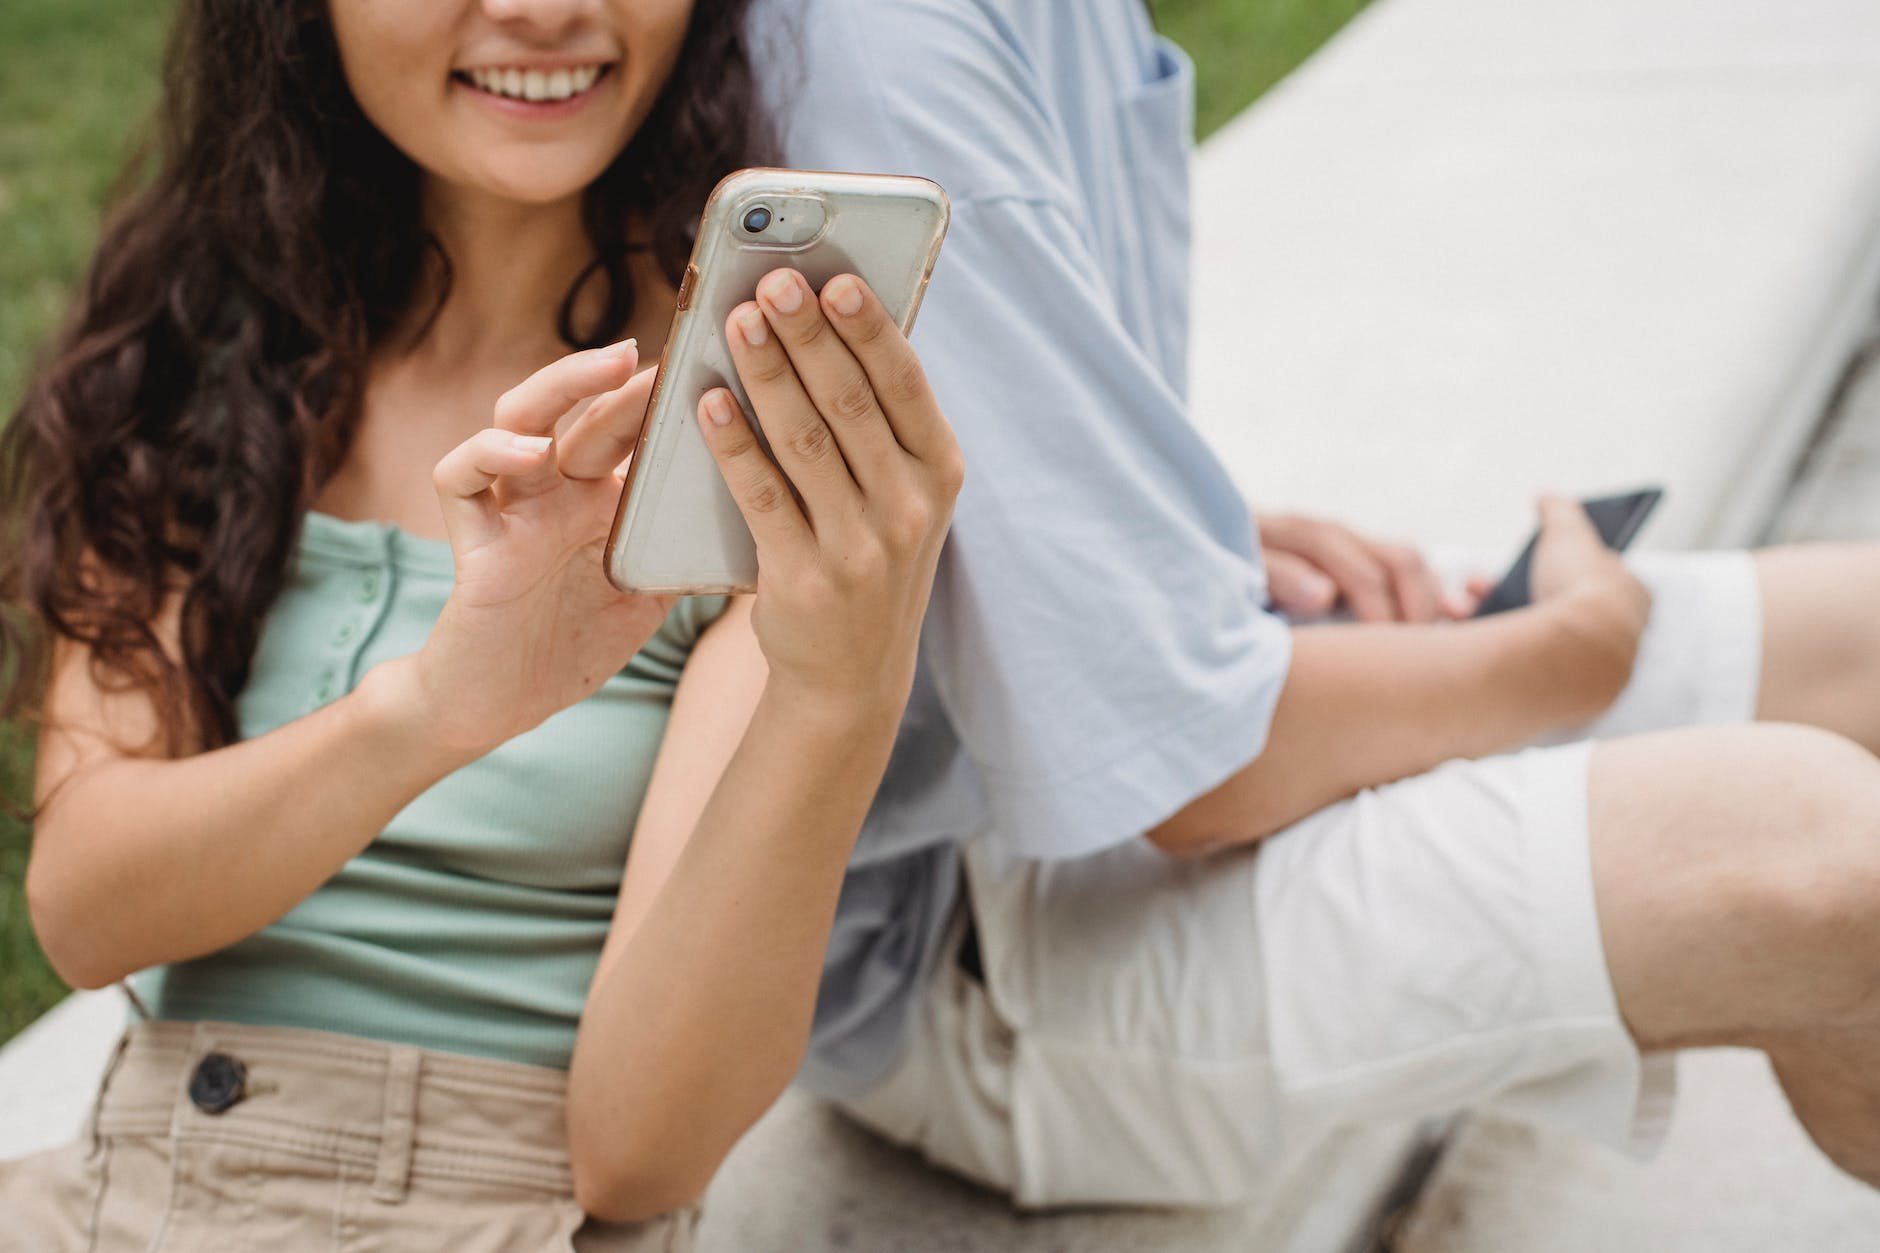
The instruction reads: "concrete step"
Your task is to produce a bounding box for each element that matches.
[1398,1051,1880,1251]
[1187,0,1880,555]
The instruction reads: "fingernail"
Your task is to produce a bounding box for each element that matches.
[604,337,637,359]
[760,271,802,314]
[1303,573,1335,603]
[737,307,768,347]
[704,392,735,427]
[509,434,552,453]
[826,276,864,317]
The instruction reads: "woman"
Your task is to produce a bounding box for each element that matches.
[0,0,961,1248]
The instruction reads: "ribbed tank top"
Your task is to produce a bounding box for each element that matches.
[135,510,727,1068]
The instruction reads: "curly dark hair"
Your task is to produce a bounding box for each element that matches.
[0,0,772,773]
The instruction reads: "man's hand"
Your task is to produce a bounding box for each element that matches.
[1528,493,1654,720]
[1258,512,1482,622]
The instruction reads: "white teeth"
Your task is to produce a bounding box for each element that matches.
[466,63,605,103]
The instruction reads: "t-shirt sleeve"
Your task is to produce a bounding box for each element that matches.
[907,198,1293,860]
[749,0,1293,861]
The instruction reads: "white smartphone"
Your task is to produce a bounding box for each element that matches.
[604,168,951,594]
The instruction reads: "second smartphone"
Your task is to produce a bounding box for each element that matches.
[1473,487,1665,616]
[604,168,951,594]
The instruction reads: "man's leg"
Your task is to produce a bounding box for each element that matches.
[1754,544,1880,752]
[1592,720,1880,1184]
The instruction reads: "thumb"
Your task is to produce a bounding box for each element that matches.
[1265,548,1339,617]
[1537,493,1600,548]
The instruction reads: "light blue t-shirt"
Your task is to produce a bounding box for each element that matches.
[748,0,1294,1095]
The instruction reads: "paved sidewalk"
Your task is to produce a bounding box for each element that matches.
[1769,338,1880,543]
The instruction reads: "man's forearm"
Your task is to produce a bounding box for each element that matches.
[1147,590,1642,855]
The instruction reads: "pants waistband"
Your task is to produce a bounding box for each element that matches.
[94,1019,575,1199]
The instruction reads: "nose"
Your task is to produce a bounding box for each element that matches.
[481,0,598,34]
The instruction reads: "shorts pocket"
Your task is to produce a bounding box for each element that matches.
[144,1139,297,1253]
[336,1173,583,1253]
[0,1137,106,1253]
[574,1201,702,1253]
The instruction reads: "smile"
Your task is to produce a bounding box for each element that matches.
[456,64,611,104]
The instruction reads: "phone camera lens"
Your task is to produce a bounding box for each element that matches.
[742,206,772,233]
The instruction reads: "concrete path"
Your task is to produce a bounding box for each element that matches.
[1770,338,1880,543]
[1401,1051,1880,1251]
[700,1095,1422,1253]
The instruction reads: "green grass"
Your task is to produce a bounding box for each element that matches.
[0,0,1371,1044]
[1159,0,1373,137]
[0,0,172,1044]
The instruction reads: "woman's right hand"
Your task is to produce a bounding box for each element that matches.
[401,341,678,757]
[697,269,965,719]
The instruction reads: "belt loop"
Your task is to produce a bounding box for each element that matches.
[80,1025,135,1160]
[80,984,149,1156]
[372,1046,422,1204]
[116,979,154,1024]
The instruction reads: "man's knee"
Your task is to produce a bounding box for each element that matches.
[1593,723,1880,1046]
[1745,725,1880,1018]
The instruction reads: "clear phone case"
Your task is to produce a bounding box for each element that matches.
[604,169,950,594]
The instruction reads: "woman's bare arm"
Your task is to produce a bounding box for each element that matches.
[566,596,898,1221]
[564,268,964,1222]
[604,597,769,953]
[27,606,480,989]
[27,344,667,990]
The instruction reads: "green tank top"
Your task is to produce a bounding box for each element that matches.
[134,510,728,1069]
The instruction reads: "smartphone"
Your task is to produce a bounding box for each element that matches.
[1473,487,1665,617]
[604,169,951,594]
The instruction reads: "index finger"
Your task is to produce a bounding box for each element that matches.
[1373,541,1441,623]
[492,339,639,436]
[1288,526,1397,623]
[817,276,954,465]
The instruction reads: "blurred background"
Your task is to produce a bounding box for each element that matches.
[0,0,1371,1043]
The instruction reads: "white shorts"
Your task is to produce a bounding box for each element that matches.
[836,551,1763,1209]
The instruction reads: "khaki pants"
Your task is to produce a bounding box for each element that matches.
[0,1019,696,1252]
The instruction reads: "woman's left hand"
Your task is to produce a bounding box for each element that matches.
[696,268,964,716]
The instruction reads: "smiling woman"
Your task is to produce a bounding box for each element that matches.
[327,0,692,206]
[0,1,1380,1056]
[1,0,762,768]
[0,0,965,1246]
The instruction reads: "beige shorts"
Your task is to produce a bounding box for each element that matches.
[838,550,1762,1209]
[0,1018,696,1252]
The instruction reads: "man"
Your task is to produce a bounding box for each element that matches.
[747,0,1880,1204]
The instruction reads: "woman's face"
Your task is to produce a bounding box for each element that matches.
[327,0,695,207]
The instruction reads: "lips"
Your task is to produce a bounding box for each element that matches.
[456,63,611,104]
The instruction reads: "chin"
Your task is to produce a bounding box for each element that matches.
[463,150,618,207]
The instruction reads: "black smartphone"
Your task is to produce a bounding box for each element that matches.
[1473,487,1665,617]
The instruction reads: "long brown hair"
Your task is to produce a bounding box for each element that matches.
[0,0,770,772]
